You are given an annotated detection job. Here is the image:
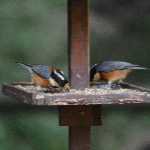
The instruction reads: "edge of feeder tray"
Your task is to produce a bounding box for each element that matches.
[2,82,150,106]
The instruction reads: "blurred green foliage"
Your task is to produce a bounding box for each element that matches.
[0,106,150,150]
[0,0,67,84]
[0,0,150,150]
[92,106,150,150]
[0,108,67,150]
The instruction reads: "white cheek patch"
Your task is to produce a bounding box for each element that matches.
[49,77,59,87]
[54,71,65,80]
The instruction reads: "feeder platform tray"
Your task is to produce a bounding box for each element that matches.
[2,82,150,106]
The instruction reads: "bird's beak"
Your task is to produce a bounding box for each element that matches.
[63,83,70,92]
[93,72,101,81]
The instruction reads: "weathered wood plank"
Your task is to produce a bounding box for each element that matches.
[68,0,89,89]
[2,84,150,106]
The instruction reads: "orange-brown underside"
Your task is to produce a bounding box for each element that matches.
[32,75,49,87]
[101,70,131,81]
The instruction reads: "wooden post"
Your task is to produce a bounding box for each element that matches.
[59,106,101,150]
[67,0,91,149]
[68,0,89,89]
[69,127,90,150]
[59,0,101,150]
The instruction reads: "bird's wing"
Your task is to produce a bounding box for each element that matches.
[96,61,145,72]
[17,63,33,74]
[32,65,50,79]
[18,63,51,79]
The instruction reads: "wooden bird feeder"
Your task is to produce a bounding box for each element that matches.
[2,0,150,150]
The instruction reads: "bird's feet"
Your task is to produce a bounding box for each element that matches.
[63,83,70,92]
[94,82,122,90]
[111,83,122,89]
[95,82,112,89]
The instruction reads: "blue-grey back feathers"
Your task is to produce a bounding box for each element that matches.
[31,65,50,79]
[94,61,148,72]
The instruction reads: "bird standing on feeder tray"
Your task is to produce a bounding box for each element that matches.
[90,61,148,88]
[18,63,70,91]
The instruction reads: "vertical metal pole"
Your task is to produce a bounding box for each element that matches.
[68,0,89,89]
[67,0,90,150]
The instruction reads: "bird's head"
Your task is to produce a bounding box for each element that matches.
[51,68,70,89]
[90,64,99,81]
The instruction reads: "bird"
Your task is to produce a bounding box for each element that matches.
[90,61,148,87]
[18,63,70,91]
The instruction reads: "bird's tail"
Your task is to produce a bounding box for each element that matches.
[131,65,149,70]
[17,63,33,74]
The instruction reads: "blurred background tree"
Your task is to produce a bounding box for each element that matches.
[0,0,150,150]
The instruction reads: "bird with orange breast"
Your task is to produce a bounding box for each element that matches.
[18,63,70,91]
[90,61,148,88]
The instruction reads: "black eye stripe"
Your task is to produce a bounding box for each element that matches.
[51,72,68,87]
